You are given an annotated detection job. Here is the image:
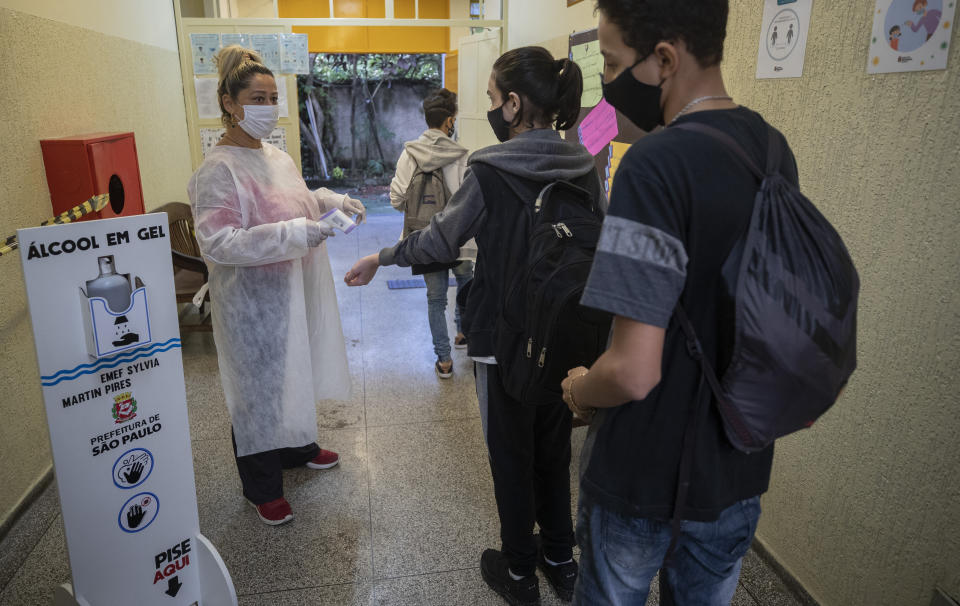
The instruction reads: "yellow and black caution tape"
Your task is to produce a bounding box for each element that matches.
[0,194,109,257]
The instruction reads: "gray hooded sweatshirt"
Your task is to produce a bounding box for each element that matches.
[379,128,604,268]
[389,128,469,214]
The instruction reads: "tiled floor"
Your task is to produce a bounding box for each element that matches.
[0,214,807,606]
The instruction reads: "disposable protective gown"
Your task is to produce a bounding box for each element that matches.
[188,143,350,457]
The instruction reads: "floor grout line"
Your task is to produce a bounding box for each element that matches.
[358,229,378,587]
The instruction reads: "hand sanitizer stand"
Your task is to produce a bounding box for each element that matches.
[19,215,236,606]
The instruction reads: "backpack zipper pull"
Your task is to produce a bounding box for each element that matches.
[558,223,573,237]
[538,347,547,367]
[552,224,563,239]
[526,338,533,358]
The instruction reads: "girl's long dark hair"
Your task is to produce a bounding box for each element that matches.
[492,46,583,131]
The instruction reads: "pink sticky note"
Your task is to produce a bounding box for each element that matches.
[578,99,619,157]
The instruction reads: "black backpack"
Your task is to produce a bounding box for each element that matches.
[482,169,612,405]
[662,122,860,562]
[673,122,860,453]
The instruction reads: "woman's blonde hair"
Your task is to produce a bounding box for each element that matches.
[215,45,275,128]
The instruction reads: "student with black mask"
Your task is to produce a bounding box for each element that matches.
[346,46,606,606]
[560,1,799,604]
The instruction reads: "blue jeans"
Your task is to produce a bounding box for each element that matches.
[573,495,761,606]
[423,262,474,362]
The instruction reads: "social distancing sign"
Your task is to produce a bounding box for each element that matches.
[19,214,234,606]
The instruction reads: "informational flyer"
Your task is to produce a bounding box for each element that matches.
[277,76,290,119]
[570,39,604,107]
[251,33,281,73]
[867,0,955,73]
[17,215,212,606]
[608,141,631,192]
[189,33,220,75]
[756,0,814,78]
[578,98,619,156]
[200,128,225,158]
[194,77,221,120]
[280,33,310,74]
[220,32,251,49]
[263,127,288,152]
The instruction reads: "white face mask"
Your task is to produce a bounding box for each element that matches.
[237,104,280,140]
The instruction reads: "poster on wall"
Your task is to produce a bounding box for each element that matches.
[190,33,221,75]
[277,76,289,118]
[194,77,221,120]
[280,33,310,74]
[200,128,225,158]
[195,77,288,121]
[578,99,619,156]
[220,32,251,49]
[570,39,603,106]
[262,127,288,152]
[756,0,814,78]
[867,0,955,73]
[251,33,282,73]
[567,27,646,195]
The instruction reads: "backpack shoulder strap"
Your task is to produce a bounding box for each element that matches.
[664,304,723,563]
[671,122,765,181]
[470,162,540,211]
[764,125,782,176]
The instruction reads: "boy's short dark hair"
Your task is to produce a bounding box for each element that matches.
[890,25,901,34]
[595,0,729,68]
[423,88,458,128]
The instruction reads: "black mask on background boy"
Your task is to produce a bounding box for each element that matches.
[601,59,665,132]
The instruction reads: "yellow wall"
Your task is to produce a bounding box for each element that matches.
[549,1,960,604]
[281,0,451,53]
[723,2,960,604]
[0,0,192,527]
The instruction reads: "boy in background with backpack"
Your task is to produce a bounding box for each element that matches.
[562,1,811,604]
[390,88,473,378]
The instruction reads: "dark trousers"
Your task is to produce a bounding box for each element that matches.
[476,363,575,577]
[231,429,319,504]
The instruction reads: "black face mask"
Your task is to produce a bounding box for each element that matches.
[601,59,665,132]
[487,105,512,142]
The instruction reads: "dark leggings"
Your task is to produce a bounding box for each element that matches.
[231,429,319,504]
[477,363,575,576]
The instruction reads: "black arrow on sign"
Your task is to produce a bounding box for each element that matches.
[165,576,183,597]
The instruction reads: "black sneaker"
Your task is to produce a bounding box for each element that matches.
[480,549,540,606]
[435,359,453,379]
[537,554,577,602]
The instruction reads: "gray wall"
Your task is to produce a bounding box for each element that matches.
[319,81,438,170]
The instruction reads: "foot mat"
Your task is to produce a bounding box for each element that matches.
[386,277,457,290]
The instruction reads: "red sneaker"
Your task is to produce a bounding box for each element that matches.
[306,448,340,470]
[248,497,293,526]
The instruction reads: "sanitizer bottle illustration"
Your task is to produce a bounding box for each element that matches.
[86,255,133,313]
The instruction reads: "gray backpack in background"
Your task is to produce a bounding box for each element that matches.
[403,165,451,237]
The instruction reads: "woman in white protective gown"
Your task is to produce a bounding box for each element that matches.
[187,45,364,526]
